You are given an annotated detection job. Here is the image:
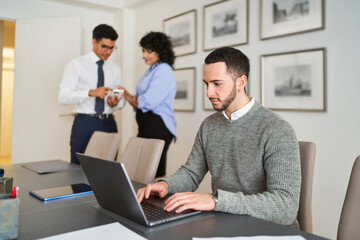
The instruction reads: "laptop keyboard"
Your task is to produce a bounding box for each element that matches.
[141,201,177,221]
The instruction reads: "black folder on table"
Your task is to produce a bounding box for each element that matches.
[22,160,81,174]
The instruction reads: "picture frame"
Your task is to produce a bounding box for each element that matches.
[173,67,196,112]
[260,0,324,40]
[261,48,326,112]
[163,10,197,57]
[203,0,248,51]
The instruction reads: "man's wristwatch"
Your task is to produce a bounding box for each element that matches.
[210,190,218,206]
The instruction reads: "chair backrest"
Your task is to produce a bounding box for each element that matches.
[84,131,121,161]
[297,141,316,233]
[337,156,360,240]
[119,137,164,184]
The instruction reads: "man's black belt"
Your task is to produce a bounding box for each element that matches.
[76,113,114,119]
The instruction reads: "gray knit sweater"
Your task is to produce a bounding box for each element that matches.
[164,101,301,227]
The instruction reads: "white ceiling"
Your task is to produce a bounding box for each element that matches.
[46,0,157,11]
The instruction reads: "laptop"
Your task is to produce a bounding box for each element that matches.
[77,153,201,226]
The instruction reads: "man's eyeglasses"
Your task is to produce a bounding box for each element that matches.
[100,44,117,51]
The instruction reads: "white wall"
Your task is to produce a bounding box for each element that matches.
[125,0,360,239]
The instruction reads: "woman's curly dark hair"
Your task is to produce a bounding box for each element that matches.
[139,32,175,67]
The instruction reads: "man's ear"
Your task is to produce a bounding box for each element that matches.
[92,38,97,47]
[236,75,247,92]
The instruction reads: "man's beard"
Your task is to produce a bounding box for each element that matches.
[210,85,237,112]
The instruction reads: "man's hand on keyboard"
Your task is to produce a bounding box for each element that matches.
[137,181,169,203]
[163,192,216,213]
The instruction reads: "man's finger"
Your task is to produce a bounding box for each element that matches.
[137,188,145,202]
[144,186,153,199]
[164,194,189,212]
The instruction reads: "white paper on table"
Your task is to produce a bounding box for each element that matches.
[38,222,147,240]
[193,236,306,240]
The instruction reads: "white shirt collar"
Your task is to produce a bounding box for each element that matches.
[222,97,255,121]
[90,51,102,63]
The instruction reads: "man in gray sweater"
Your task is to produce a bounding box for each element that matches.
[137,47,301,227]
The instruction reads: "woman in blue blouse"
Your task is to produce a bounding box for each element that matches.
[120,32,177,177]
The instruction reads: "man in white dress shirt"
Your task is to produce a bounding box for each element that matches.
[59,24,125,164]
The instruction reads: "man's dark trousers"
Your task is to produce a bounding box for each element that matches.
[70,115,117,164]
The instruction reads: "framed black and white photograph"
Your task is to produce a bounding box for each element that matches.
[163,10,197,57]
[261,48,326,111]
[260,0,324,40]
[203,0,248,51]
[173,67,196,112]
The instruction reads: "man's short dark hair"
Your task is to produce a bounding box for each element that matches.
[139,31,175,67]
[93,24,118,42]
[204,47,250,80]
